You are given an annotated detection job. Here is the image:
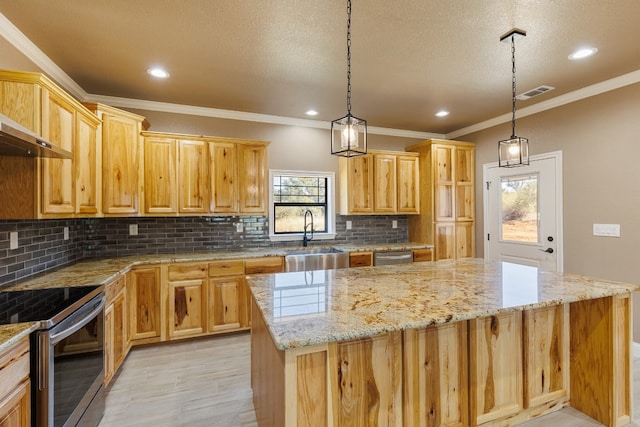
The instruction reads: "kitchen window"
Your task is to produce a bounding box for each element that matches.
[269,170,336,241]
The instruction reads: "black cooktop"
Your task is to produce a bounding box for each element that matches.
[0,286,101,326]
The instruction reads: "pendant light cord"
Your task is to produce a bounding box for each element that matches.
[511,34,517,138]
[346,0,352,115]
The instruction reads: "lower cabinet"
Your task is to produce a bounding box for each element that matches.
[0,338,30,427]
[208,275,244,332]
[104,274,128,385]
[167,263,208,340]
[128,266,162,344]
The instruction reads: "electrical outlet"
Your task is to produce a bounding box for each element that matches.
[346,220,352,230]
[236,223,243,233]
[63,226,69,240]
[129,224,138,236]
[392,220,398,229]
[593,223,620,237]
[9,232,18,250]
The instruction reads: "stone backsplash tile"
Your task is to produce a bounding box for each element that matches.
[0,215,408,287]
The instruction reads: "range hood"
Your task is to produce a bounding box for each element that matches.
[0,113,72,159]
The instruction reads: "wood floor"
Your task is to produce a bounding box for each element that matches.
[100,333,640,427]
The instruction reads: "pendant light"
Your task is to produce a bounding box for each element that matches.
[331,0,367,157]
[498,28,529,167]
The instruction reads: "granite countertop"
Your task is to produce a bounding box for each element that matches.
[247,258,640,350]
[0,243,432,352]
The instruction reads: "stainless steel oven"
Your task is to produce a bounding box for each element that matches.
[33,292,105,427]
[0,285,105,427]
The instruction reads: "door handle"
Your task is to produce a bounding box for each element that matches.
[539,248,554,254]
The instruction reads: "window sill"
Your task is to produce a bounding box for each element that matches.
[269,233,336,242]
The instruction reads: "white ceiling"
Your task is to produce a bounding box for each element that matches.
[1,0,640,136]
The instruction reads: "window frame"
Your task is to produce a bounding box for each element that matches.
[269,169,336,242]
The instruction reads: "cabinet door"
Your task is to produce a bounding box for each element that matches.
[104,303,114,384]
[208,276,244,332]
[169,279,207,339]
[238,144,267,213]
[144,137,177,214]
[455,147,474,221]
[128,267,161,342]
[178,139,208,213]
[397,155,419,214]
[433,145,454,221]
[210,142,238,213]
[347,154,374,213]
[434,222,456,260]
[41,91,75,215]
[0,381,30,427]
[102,113,140,214]
[455,221,474,259]
[112,291,127,372]
[75,113,99,215]
[0,81,39,132]
[373,154,397,213]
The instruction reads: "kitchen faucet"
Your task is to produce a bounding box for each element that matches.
[303,209,313,247]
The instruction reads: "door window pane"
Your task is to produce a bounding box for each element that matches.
[500,175,538,242]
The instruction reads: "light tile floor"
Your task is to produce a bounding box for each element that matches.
[100,334,640,427]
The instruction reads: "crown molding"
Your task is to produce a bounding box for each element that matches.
[86,93,442,140]
[0,12,88,100]
[446,69,640,140]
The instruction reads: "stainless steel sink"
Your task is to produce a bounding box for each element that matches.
[284,247,349,271]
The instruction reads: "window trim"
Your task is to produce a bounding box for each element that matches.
[269,169,336,242]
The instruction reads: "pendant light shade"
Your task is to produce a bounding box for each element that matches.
[498,28,529,167]
[331,0,367,157]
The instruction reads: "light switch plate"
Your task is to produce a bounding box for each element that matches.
[593,223,620,237]
[9,232,18,250]
[63,226,69,240]
[346,220,352,230]
[236,223,243,233]
[129,224,138,236]
[392,220,398,229]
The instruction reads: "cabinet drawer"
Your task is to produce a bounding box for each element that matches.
[413,249,433,263]
[105,275,126,304]
[0,338,29,399]
[168,263,208,281]
[244,257,283,274]
[208,260,244,277]
[349,252,372,267]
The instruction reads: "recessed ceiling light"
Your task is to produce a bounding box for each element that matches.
[435,110,449,117]
[305,110,319,116]
[147,67,170,78]
[568,47,598,60]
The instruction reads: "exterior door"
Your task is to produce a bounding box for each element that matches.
[484,151,563,271]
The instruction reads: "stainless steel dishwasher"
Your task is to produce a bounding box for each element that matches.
[373,250,414,266]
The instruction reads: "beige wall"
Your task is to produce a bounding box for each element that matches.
[461,82,640,340]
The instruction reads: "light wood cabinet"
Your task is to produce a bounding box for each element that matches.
[349,251,372,267]
[0,70,100,219]
[238,143,267,214]
[0,338,30,427]
[104,274,128,385]
[127,266,161,344]
[209,275,244,332]
[339,150,419,215]
[166,263,208,339]
[84,103,146,216]
[407,139,475,260]
[412,248,433,262]
[75,112,101,215]
[210,142,238,213]
[178,139,209,213]
[143,136,177,214]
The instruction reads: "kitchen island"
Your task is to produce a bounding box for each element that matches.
[248,259,639,427]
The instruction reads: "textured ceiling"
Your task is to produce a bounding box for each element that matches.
[1,0,639,134]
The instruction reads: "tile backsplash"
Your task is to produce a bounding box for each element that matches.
[0,215,407,287]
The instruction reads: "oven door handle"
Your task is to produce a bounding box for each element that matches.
[49,296,105,345]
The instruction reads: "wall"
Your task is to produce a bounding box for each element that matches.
[461,82,640,340]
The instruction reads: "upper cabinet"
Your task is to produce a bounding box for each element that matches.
[338,150,419,215]
[406,139,475,260]
[84,103,146,216]
[0,69,100,219]
[143,133,269,216]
